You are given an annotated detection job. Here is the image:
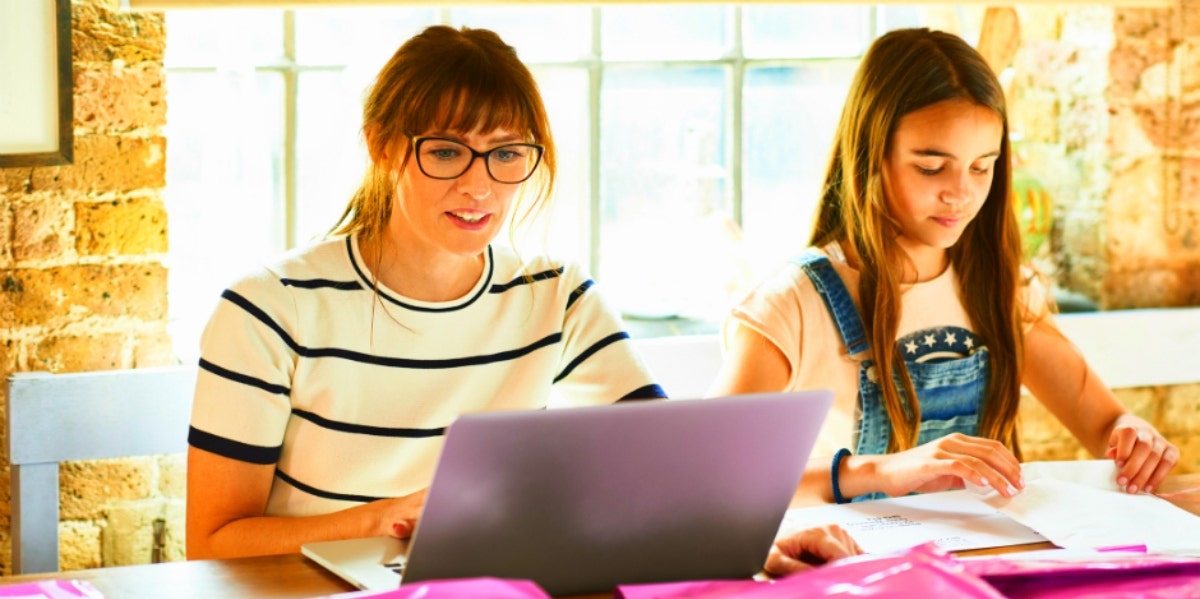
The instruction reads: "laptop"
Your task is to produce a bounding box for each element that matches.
[302,390,833,596]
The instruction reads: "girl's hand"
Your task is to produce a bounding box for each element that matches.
[765,524,863,577]
[869,433,1023,499]
[1105,414,1178,494]
[381,489,428,538]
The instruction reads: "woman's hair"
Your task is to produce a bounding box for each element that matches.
[330,25,557,244]
[810,28,1024,456]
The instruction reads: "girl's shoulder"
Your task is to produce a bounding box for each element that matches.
[740,244,858,311]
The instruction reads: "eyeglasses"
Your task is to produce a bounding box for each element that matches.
[410,136,545,184]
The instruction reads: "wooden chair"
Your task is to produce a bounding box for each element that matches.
[6,366,196,574]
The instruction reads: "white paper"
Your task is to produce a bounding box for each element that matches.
[780,489,1047,554]
[981,460,1200,556]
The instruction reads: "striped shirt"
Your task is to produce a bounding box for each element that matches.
[189,235,664,517]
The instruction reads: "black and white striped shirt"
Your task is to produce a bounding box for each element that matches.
[189,235,664,516]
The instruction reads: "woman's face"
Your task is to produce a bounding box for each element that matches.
[881,98,1003,272]
[390,127,529,261]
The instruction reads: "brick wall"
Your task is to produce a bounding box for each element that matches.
[1106,2,1200,308]
[0,0,181,573]
[1003,3,1200,472]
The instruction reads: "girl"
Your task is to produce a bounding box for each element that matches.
[185,25,666,559]
[709,28,1178,504]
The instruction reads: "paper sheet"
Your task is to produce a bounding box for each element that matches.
[782,460,1200,557]
[981,460,1200,556]
[780,489,1047,554]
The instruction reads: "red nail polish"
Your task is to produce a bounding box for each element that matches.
[392,522,406,536]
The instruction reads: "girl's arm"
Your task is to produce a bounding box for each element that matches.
[1021,316,1179,494]
[185,447,426,560]
[710,324,1023,503]
[706,323,792,396]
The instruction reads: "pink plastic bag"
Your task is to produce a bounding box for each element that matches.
[0,580,105,598]
[964,552,1200,599]
[618,543,1006,599]
[310,577,550,599]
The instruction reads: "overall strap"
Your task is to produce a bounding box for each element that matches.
[790,249,869,356]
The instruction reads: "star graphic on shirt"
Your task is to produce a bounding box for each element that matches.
[897,326,981,363]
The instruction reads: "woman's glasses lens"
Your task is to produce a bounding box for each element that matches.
[415,138,542,184]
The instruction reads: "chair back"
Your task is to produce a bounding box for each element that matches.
[6,366,196,574]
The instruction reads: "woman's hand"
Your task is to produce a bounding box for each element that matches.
[1105,413,1179,494]
[381,489,428,538]
[764,524,863,576]
[862,433,1024,499]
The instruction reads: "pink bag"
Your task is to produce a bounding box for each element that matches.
[310,577,550,599]
[618,544,1006,598]
[0,580,105,598]
[964,552,1200,598]
[617,544,1200,599]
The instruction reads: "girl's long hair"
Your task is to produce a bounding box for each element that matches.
[330,25,556,245]
[810,28,1024,456]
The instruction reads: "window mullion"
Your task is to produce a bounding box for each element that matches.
[282,10,298,250]
[588,6,603,280]
[731,6,744,227]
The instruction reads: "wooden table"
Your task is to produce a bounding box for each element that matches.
[3,474,1197,599]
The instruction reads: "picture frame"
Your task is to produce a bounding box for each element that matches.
[0,0,73,167]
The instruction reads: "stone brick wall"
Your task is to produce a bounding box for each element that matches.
[1008,3,1200,473]
[1007,4,1200,311]
[0,0,181,574]
[1021,385,1200,473]
[1106,2,1200,308]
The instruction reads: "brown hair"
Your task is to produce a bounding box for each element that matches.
[330,25,557,245]
[810,28,1024,456]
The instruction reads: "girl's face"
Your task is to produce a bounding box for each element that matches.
[881,98,1003,272]
[390,127,527,261]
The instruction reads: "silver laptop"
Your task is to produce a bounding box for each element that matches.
[302,390,833,596]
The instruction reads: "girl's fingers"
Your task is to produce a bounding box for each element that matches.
[1144,445,1179,494]
[952,457,1021,498]
[933,438,1023,496]
[1126,435,1165,492]
[943,435,1023,483]
[1117,437,1150,490]
[1109,427,1139,467]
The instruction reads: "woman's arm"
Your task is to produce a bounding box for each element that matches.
[764,524,863,576]
[185,447,427,560]
[1021,316,1179,493]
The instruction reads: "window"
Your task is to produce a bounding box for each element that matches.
[164,4,985,361]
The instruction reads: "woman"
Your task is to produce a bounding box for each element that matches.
[186,25,665,559]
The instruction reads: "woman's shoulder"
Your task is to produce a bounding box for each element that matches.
[227,237,354,294]
[490,245,591,286]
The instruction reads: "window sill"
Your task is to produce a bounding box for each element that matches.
[633,307,1200,398]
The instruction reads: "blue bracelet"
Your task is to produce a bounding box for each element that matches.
[831,448,852,504]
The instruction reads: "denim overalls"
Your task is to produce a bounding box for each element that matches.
[793,249,989,501]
